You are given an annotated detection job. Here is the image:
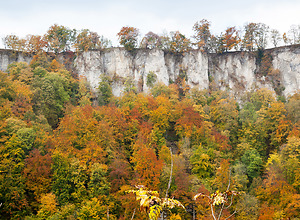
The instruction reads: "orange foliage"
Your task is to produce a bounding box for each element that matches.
[174,101,204,138]
[53,105,112,165]
[212,159,234,192]
[23,149,52,209]
[256,167,300,219]
[222,26,240,51]
[193,19,211,51]
[26,35,47,53]
[117,26,139,51]
[173,155,191,203]
[258,202,275,220]
[49,59,62,72]
[169,31,191,53]
[131,145,163,190]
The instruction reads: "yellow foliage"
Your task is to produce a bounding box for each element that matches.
[149,204,162,220]
[37,193,57,218]
[127,187,160,209]
[161,198,185,210]
[212,191,225,206]
[49,59,62,72]
[265,153,281,171]
[127,186,185,219]
[170,213,182,220]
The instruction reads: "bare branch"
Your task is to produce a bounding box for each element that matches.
[165,147,173,199]
[227,168,232,191]
[225,194,234,209]
[225,210,237,220]
[131,208,136,220]
[211,204,217,220]
[217,202,225,220]
[218,167,233,219]
[193,192,211,201]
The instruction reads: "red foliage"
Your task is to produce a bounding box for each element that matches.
[109,158,131,193]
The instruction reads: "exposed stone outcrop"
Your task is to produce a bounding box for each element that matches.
[74,46,300,97]
[0,46,299,98]
[74,48,209,96]
[271,46,300,97]
[0,49,33,71]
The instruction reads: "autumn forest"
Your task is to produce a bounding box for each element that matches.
[0,21,300,219]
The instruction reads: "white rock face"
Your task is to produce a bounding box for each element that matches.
[209,52,276,96]
[208,46,300,97]
[0,50,32,71]
[74,48,210,96]
[74,50,103,91]
[209,52,257,94]
[1,46,299,98]
[177,50,209,89]
[271,46,300,97]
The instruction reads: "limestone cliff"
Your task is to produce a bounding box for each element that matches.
[271,46,300,97]
[74,46,300,97]
[0,49,33,71]
[0,46,299,98]
[74,48,209,96]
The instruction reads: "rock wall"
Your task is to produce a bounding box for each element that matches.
[208,52,259,97]
[74,48,209,96]
[74,46,300,97]
[207,45,300,98]
[271,46,300,97]
[0,49,33,71]
[0,46,299,98]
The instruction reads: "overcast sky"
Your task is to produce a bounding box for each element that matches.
[0,0,299,47]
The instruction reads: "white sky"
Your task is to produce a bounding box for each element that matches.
[0,0,299,48]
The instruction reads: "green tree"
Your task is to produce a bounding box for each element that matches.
[88,163,110,197]
[7,62,33,85]
[124,77,137,94]
[44,24,75,53]
[280,131,300,192]
[117,26,139,51]
[242,22,269,51]
[235,193,259,220]
[0,71,17,104]
[51,153,88,206]
[0,135,29,219]
[210,96,239,145]
[146,71,158,88]
[32,72,70,128]
[78,197,116,220]
[78,76,92,106]
[255,101,289,156]
[190,145,215,179]
[193,19,211,51]
[98,74,113,106]
[169,31,191,53]
[241,148,263,184]
[286,92,300,124]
